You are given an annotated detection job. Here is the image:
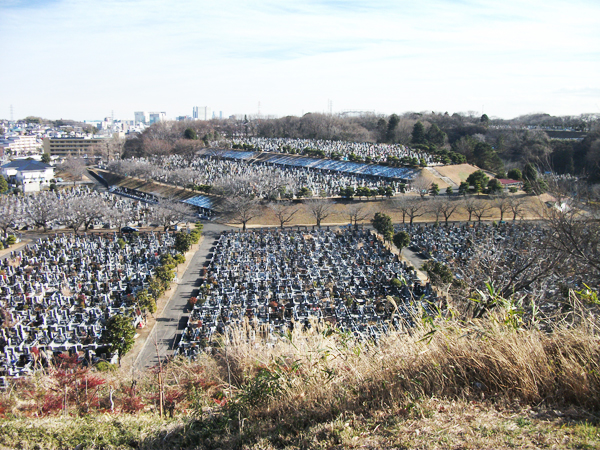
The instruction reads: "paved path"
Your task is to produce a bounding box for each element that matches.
[134,223,230,370]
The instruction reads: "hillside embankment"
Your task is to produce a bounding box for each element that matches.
[1,310,599,449]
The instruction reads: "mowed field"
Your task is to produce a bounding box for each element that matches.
[246,194,547,229]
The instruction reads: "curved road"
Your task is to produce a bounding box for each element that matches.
[134,222,231,370]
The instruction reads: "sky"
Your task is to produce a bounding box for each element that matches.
[0,0,599,122]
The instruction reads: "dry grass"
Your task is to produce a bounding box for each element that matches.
[212,318,600,419]
[433,163,496,186]
[1,314,599,449]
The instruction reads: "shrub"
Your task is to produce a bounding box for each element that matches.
[95,361,118,372]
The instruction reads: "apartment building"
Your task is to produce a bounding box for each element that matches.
[0,135,41,157]
[42,136,109,157]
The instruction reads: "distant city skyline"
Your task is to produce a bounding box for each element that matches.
[1,0,599,122]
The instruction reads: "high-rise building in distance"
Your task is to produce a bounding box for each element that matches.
[134,111,166,125]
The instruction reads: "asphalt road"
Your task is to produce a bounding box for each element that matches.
[134,222,231,370]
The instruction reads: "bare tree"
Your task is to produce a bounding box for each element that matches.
[221,196,260,231]
[173,138,203,163]
[268,201,299,229]
[405,198,426,226]
[213,174,259,199]
[106,203,135,230]
[506,195,527,221]
[463,197,477,222]
[427,198,444,224]
[471,199,493,223]
[540,181,600,275]
[0,198,22,238]
[79,196,110,231]
[60,157,87,185]
[91,135,125,163]
[60,197,88,233]
[411,174,432,199]
[492,194,511,222]
[152,196,194,231]
[439,197,460,226]
[23,192,58,232]
[346,203,371,230]
[390,196,409,224]
[304,199,334,228]
[455,232,562,317]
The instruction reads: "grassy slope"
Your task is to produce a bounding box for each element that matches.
[1,316,599,449]
[1,401,599,449]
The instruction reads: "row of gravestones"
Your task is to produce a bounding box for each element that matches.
[176,227,436,360]
[0,231,176,386]
[120,153,403,198]
[231,137,432,165]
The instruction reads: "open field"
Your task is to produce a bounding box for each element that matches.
[245,194,546,228]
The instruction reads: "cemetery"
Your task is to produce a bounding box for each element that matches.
[0,186,154,233]
[177,227,439,359]
[0,231,177,385]
[108,152,414,200]
[230,137,436,165]
[398,222,548,266]
[396,222,574,308]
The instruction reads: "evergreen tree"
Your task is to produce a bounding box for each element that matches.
[393,231,410,252]
[386,114,400,143]
[376,118,388,143]
[174,232,193,253]
[184,128,198,140]
[411,121,427,145]
[523,163,538,181]
[102,315,136,365]
[371,212,394,241]
[0,175,8,194]
[507,168,522,180]
[426,124,446,147]
[466,170,489,188]
[487,178,503,194]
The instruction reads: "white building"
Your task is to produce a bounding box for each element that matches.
[134,111,150,125]
[1,160,55,192]
[0,135,41,157]
[134,111,166,125]
[149,112,166,124]
[194,106,211,121]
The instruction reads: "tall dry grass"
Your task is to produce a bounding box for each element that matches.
[2,298,599,436]
[149,310,600,438]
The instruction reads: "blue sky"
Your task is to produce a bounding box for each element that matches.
[1,0,599,121]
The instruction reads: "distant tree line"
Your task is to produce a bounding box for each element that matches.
[117,111,599,181]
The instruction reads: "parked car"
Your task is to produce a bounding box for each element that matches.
[120,226,139,233]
